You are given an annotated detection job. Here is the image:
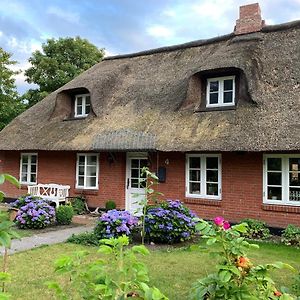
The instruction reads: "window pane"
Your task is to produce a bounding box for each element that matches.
[209,93,218,104]
[77,105,83,115]
[190,182,200,194]
[290,173,300,186]
[224,79,233,91]
[131,178,139,188]
[189,157,200,169]
[289,188,300,201]
[267,187,282,200]
[131,169,139,178]
[223,91,233,103]
[76,97,82,105]
[78,156,85,165]
[140,179,146,188]
[267,158,281,171]
[22,156,28,164]
[21,173,27,182]
[140,159,148,168]
[85,96,90,105]
[31,155,37,164]
[267,172,282,186]
[87,166,97,177]
[207,183,218,196]
[206,157,218,169]
[85,105,90,114]
[206,170,218,183]
[22,165,28,173]
[131,159,139,168]
[30,174,36,183]
[87,155,97,165]
[209,81,219,92]
[78,176,84,186]
[86,177,96,188]
[31,164,36,173]
[289,158,300,171]
[190,170,201,181]
[79,166,84,176]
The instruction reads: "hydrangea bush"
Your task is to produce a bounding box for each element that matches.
[10,195,41,209]
[94,209,138,239]
[15,199,55,229]
[145,200,198,244]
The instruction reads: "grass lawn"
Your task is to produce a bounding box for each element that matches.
[4,240,300,300]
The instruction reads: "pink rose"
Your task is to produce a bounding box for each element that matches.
[214,216,224,227]
[223,221,231,230]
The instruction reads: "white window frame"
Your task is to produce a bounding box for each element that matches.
[206,76,235,108]
[76,153,99,190]
[185,154,222,200]
[263,154,300,206]
[74,93,91,118]
[19,153,38,185]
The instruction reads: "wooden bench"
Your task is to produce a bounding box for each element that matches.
[27,183,70,208]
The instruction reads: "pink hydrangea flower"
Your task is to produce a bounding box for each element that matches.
[223,221,231,230]
[214,216,225,227]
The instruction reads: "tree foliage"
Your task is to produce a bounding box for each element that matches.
[24,37,104,106]
[0,48,25,130]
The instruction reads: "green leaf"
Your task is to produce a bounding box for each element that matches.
[0,232,11,248]
[232,223,248,233]
[97,245,113,255]
[132,245,150,255]
[219,270,232,282]
[0,272,11,283]
[206,238,217,245]
[0,175,5,185]
[3,174,20,188]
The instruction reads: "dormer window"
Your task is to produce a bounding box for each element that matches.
[75,94,91,118]
[206,76,235,107]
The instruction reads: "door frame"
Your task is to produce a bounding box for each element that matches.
[125,152,148,212]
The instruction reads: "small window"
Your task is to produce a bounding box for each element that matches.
[186,154,221,199]
[206,76,235,107]
[20,153,37,184]
[74,94,91,117]
[76,153,99,189]
[264,155,300,205]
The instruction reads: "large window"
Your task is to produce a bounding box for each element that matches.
[186,154,221,199]
[74,94,91,117]
[76,154,99,189]
[264,155,300,206]
[20,153,37,184]
[206,76,235,107]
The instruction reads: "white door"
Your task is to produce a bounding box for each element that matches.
[126,154,148,215]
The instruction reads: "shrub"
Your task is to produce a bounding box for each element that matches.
[10,195,41,209]
[56,205,74,225]
[15,199,55,229]
[145,200,197,244]
[105,199,116,210]
[241,218,271,240]
[94,209,138,239]
[67,232,99,246]
[70,197,86,215]
[282,224,300,247]
[48,236,168,299]
[191,217,295,299]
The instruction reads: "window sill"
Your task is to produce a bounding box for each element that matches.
[195,105,236,112]
[262,204,300,213]
[74,189,99,196]
[184,198,222,207]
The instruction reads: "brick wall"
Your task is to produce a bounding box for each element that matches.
[1,150,299,228]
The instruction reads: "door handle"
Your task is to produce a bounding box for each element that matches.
[127,178,129,189]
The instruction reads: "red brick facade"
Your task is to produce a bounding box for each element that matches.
[1,150,299,228]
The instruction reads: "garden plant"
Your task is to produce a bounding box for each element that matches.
[145,199,198,244]
[48,235,168,299]
[281,224,300,247]
[191,217,296,299]
[55,205,74,225]
[241,218,271,240]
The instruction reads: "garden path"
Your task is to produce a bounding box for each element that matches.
[1,225,94,255]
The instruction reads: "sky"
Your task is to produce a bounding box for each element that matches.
[0,0,299,93]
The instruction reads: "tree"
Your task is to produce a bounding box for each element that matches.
[0,48,25,130]
[24,37,105,106]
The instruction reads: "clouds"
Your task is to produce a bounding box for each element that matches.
[0,0,299,93]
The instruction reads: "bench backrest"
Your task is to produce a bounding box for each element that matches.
[28,184,70,200]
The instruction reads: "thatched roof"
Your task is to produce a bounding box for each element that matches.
[0,21,299,152]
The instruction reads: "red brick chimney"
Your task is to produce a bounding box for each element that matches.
[235,3,265,35]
